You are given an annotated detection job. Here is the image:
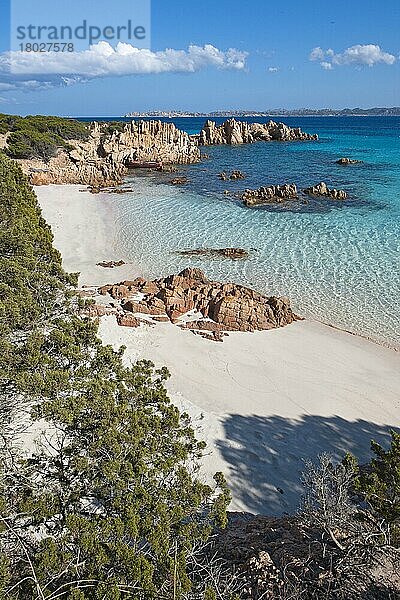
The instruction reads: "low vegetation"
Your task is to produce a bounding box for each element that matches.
[0,114,89,161]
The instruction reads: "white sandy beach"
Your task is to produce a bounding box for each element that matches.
[37,184,400,515]
[37,184,141,286]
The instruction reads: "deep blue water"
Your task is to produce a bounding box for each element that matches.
[97,116,400,347]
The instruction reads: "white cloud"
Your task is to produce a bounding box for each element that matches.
[0,42,248,92]
[310,44,396,70]
[309,47,325,62]
[268,66,279,73]
[7,42,248,77]
[0,79,56,92]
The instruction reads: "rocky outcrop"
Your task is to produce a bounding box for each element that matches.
[175,248,249,259]
[336,157,362,165]
[215,513,400,599]
[169,176,189,185]
[219,170,246,180]
[19,120,200,186]
[199,119,318,146]
[303,181,347,200]
[99,268,298,338]
[102,120,200,166]
[242,184,298,207]
[81,304,117,318]
[96,260,126,268]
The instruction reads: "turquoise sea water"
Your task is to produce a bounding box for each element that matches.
[107,117,400,347]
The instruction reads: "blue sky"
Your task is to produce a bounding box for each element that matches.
[0,0,399,115]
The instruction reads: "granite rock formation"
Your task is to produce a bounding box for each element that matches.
[303,181,348,200]
[20,120,200,186]
[219,170,246,181]
[99,268,298,339]
[336,157,363,165]
[242,184,298,206]
[102,120,200,166]
[199,119,318,146]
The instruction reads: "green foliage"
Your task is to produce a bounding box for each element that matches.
[0,154,230,599]
[0,155,70,335]
[349,430,400,542]
[17,115,89,141]
[0,114,89,161]
[0,114,21,134]
[102,121,127,136]
[6,129,59,160]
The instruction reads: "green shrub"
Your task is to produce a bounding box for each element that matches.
[351,430,400,543]
[6,129,60,160]
[0,114,90,161]
[0,154,229,599]
[102,120,127,136]
[19,115,89,140]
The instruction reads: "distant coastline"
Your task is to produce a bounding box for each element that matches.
[125,107,400,118]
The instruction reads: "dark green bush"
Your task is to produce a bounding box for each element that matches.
[1,114,90,161]
[0,154,229,599]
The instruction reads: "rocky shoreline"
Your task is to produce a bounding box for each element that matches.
[21,120,200,186]
[13,118,319,187]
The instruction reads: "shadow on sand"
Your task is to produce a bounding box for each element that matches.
[218,414,399,515]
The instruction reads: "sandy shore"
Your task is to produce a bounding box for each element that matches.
[37,185,141,286]
[36,184,400,515]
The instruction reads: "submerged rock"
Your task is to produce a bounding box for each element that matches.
[96,260,126,268]
[242,183,298,206]
[174,247,249,259]
[303,181,347,200]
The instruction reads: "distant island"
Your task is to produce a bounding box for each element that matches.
[126,107,400,118]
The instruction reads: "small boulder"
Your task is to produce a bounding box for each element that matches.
[242,183,298,207]
[303,181,347,200]
[336,157,362,165]
[117,314,141,328]
[97,260,126,268]
[169,176,188,185]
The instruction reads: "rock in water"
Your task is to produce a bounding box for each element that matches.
[175,248,249,259]
[336,157,362,165]
[199,119,318,145]
[242,183,298,206]
[97,260,126,268]
[169,176,189,185]
[219,170,246,180]
[303,181,347,200]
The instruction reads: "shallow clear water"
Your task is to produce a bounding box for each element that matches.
[110,116,400,347]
